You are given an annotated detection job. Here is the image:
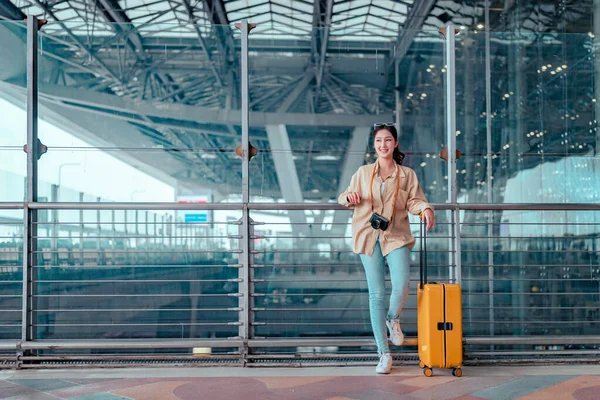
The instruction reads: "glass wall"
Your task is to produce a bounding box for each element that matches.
[0,15,598,356]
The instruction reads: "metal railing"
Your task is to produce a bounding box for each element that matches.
[1,201,599,368]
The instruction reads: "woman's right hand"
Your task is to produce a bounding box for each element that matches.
[346,192,361,205]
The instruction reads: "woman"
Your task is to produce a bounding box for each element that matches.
[338,123,435,374]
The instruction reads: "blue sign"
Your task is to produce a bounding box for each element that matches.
[185,213,208,223]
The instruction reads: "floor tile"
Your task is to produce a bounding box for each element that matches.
[0,381,42,399]
[472,376,575,400]
[517,375,600,400]
[69,393,132,400]
[255,376,335,389]
[408,376,519,400]
[3,393,61,400]
[110,380,188,400]
[8,379,79,391]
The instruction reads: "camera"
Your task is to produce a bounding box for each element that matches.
[369,213,390,231]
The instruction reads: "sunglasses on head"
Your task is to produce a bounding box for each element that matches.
[373,122,396,128]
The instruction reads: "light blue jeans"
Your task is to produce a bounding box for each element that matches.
[359,240,410,354]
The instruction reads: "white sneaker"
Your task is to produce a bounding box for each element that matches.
[376,352,392,374]
[386,319,404,346]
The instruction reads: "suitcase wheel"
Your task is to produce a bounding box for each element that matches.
[424,367,433,377]
[452,368,462,377]
[419,361,425,369]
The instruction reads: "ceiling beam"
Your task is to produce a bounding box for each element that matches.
[0,0,25,20]
[34,82,394,128]
[30,0,124,84]
[312,0,334,90]
[387,0,437,69]
[182,0,224,87]
[95,0,146,61]
[277,71,315,113]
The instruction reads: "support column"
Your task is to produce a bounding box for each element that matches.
[331,126,371,235]
[265,124,308,236]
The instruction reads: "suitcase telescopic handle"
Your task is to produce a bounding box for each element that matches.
[419,216,427,288]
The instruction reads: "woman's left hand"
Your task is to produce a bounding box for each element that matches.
[422,208,435,231]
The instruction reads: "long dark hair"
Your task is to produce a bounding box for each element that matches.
[372,124,405,165]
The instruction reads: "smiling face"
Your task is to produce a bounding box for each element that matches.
[373,129,398,160]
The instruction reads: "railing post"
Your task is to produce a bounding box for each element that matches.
[237,19,253,366]
[443,23,459,282]
[22,15,41,362]
[454,207,462,285]
[484,1,495,340]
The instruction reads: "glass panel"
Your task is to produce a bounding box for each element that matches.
[0,21,27,339]
[0,209,23,340]
[248,27,445,204]
[455,31,489,203]
[458,31,599,204]
[0,22,27,202]
[33,205,242,340]
[461,209,600,337]
[249,208,450,339]
[36,22,241,203]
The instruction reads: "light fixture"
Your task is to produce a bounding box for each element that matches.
[436,12,451,24]
[476,23,484,29]
[314,154,339,161]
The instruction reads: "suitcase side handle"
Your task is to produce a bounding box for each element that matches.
[419,217,427,288]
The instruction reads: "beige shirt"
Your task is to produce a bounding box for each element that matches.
[338,161,432,257]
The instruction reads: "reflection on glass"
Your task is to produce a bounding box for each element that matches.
[247,27,445,204]
[30,22,242,202]
[0,22,27,203]
[249,209,451,338]
[0,209,23,339]
[457,31,599,205]
[461,210,600,336]
[33,207,242,340]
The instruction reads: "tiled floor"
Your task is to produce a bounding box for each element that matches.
[1,365,599,400]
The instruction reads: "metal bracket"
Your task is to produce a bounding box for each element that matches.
[15,341,23,370]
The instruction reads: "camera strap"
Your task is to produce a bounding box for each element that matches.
[369,162,401,222]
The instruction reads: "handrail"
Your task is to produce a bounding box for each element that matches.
[0,336,598,351]
[0,202,599,211]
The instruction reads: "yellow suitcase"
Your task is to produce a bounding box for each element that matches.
[417,220,463,377]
